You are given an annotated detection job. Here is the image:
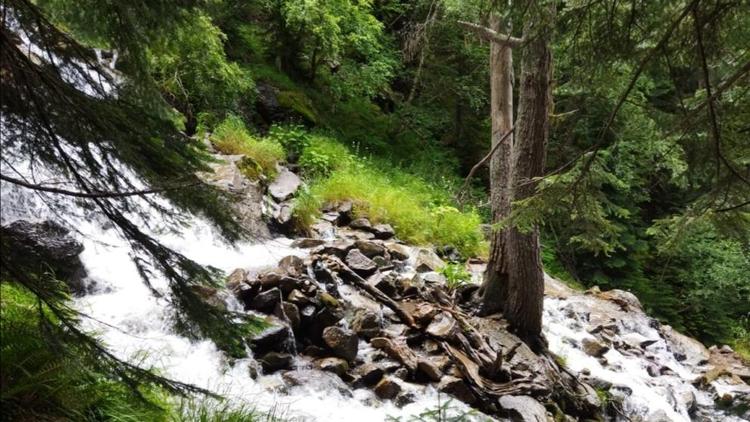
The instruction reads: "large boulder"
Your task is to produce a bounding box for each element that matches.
[322,326,359,362]
[1,220,87,293]
[351,309,382,339]
[248,317,292,353]
[268,167,302,202]
[258,351,293,373]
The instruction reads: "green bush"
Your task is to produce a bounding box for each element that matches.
[298,134,353,178]
[267,124,311,159]
[438,263,472,290]
[211,116,284,180]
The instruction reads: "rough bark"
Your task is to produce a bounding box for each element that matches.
[504,2,555,347]
[480,15,515,315]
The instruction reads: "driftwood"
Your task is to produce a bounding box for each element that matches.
[323,256,416,327]
[370,337,418,372]
[443,342,550,398]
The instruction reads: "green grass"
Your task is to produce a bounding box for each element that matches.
[293,159,486,258]
[211,115,285,180]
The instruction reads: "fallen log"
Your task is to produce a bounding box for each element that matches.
[323,256,416,327]
[370,337,418,372]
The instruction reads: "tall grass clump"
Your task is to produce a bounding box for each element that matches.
[210,115,284,180]
[295,162,486,258]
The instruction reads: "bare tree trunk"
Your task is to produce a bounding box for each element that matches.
[503,1,555,349]
[480,16,515,315]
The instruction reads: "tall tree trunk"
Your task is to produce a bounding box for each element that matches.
[480,16,515,315]
[504,1,555,349]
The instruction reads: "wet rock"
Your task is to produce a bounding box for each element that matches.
[287,289,310,306]
[411,303,439,325]
[322,326,358,362]
[436,245,461,262]
[274,301,301,330]
[421,272,447,285]
[498,395,547,422]
[417,358,442,381]
[351,310,382,339]
[426,312,459,340]
[414,248,445,273]
[308,307,344,339]
[278,255,305,277]
[279,276,303,294]
[353,363,384,387]
[372,255,393,270]
[372,224,395,240]
[291,238,326,248]
[314,357,349,377]
[373,273,399,298]
[273,202,294,227]
[385,243,411,260]
[395,391,416,407]
[350,217,372,231]
[345,249,377,277]
[226,268,248,290]
[281,369,353,397]
[259,352,292,373]
[596,289,643,311]
[259,270,283,289]
[317,291,339,308]
[250,287,282,313]
[249,319,291,353]
[394,367,409,380]
[374,377,401,400]
[190,285,228,310]
[235,282,260,308]
[268,167,302,201]
[423,339,441,354]
[438,376,476,405]
[314,240,355,258]
[354,240,386,258]
[582,337,609,358]
[1,220,87,293]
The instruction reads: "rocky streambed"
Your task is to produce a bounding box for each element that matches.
[2,153,748,422]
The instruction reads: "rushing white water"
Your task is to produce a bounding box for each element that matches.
[541,280,746,422]
[0,158,489,421]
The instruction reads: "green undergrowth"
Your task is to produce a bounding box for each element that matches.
[276,126,486,257]
[210,115,284,180]
[0,281,273,421]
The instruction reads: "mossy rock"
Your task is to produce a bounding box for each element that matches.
[277,90,319,124]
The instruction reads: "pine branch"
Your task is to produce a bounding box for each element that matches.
[0,173,198,198]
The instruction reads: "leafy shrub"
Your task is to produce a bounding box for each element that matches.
[298,134,353,178]
[438,263,472,290]
[267,124,311,159]
[211,116,284,179]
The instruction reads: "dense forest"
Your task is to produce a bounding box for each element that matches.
[1,0,749,420]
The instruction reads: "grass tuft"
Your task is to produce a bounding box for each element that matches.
[211,115,284,180]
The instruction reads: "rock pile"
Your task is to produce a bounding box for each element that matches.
[225,208,600,421]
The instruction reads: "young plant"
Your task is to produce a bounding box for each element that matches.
[438,263,472,291]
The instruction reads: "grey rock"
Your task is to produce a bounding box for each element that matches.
[250,287,282,313]
[582,338,610,358]
[278,255,305,277]
[353,363,384,387]
[258,351,292,373]
[498,395,547,422]
[314,357,349,377]
[1,220,87,293]
[345,249,377,277]
[374,377,401,400]
[385,243,411,260]
[351,309,382,339]
[268,167,302,201]
[354,240,386,258]
[372,224,395,240]
[350,217,372,231]
[322,326,359,362]
[291,238,326,248]
[438,376,476,405]
[249,319,291,353]
[274,301,301,330]
[426,312,459,340]
[414,248,445,273]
